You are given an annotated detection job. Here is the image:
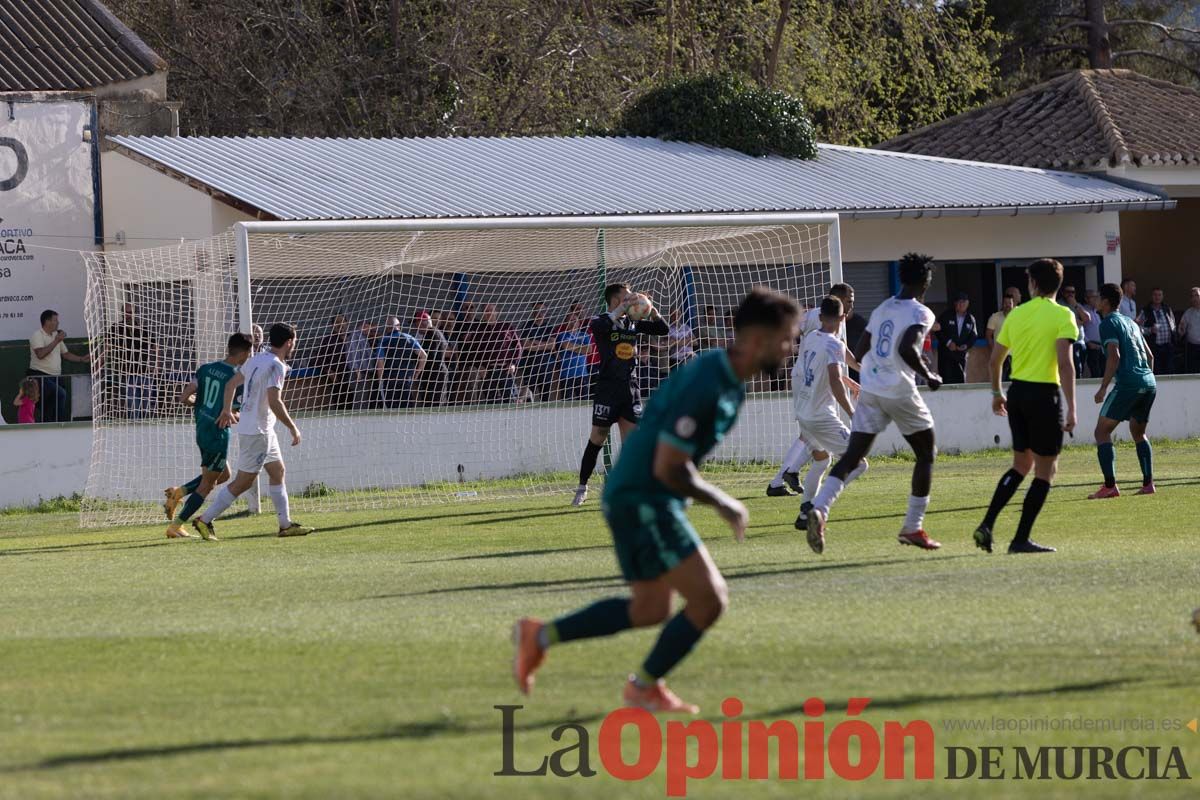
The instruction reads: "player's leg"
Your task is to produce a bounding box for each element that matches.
[194,434,261,539]
[807,430,875,554]
[263,445,314,537]
[167,460,227,538]
[1089,414,1122,498]
[976,381,1034,553]
[573,422,611,506]
[1130,391,1156,494]
[1008,384,1063,554]
[897,427,940,550]
[767,432,809,496]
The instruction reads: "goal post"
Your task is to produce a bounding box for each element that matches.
[82,212,841,527]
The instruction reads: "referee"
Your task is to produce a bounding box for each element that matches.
[974,258,1078,554]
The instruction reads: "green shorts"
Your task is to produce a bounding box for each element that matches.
[603,498,700,582]
[1100,385,1156,423]
[196,425,229,473]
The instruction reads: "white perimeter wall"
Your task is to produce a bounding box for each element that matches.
[2,376,1196,510]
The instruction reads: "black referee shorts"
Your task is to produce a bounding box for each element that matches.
[1006,379,1064,457]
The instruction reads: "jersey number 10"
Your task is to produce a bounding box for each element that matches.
[202,377,221,409]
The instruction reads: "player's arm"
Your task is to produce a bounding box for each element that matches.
[1056,339,1076,433]
[636,314,670,336]
[841,346,861,373]
[828,364,854,417]
[413,345,427,379]
[1095,341,1120,403]
[217,372,245,428]
[267,386,301,446]
[989,340,1010,415]
[852,331,872,365]
[179,379,197,407]
[898,324,941,389]
[652,441,747,542]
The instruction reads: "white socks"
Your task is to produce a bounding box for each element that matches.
[803,457,828,502]
[847,459,869,483]
[269,483,291,528]
[200,485,236,524]
[770,438,812,487]
[902,495,930,533]
[812,476,844,515]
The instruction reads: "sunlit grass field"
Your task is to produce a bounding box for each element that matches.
[1,441,1197,798]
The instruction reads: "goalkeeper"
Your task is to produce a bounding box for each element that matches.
[163,332,253,539]
[571,283,669,506]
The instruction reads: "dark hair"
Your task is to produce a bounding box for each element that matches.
[227,332,253,354]
[828,283,852,301]
[604,283,630,305]
[819,296,843,318]
[268,322,296,348]
[1151,287,1163,293]
[40,309,57,325]
[1027,258,1064,296]
[897,253,934,287]
[1099,283,1122,309]
[734,287,800,332]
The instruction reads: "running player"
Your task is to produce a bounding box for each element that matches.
[974,258,1078,554]
[1088,282,1157,498]
[163,332,253,539]
[791,297,869,531]
[766,282,859,497]
[807,254,943,553]
[191,323,314,540]
[571,283,669,506]
[514,288,800,713]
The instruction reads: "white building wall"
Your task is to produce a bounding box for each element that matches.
[2,376,1196,511]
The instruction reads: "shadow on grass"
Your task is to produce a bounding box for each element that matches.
[5,710,605,772]
[315,505,573,534]
[754,677,1138,719]
[405,542,614,564]
[372,555,975,599]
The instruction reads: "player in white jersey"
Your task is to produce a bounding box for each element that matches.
[807,254,943,554]
[766,283,859,497]
[791,297,869,532]
[191,323,315,540]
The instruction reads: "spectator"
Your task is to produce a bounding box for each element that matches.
[469,304,522,403]
[251,324,271,354]
[556,308,592,400]
[104,302,158,419]
[1179,286,1200,374]
[985,293,1016,381]
[666,308,695,368]
[936,291,978,384]
[347,319,376,409]
[450,301,482,403]
[1004,285,1023,306]
[1118,278,1138,318]
[519,301,558,402]
[695,305,727,351]
[375,316,427,408]
[315,314,350,410]
[14,376,39,424]
[1081,288,1104,378]
[1139,287,1177,375]
[1058,285,1092,378]
[414,310,450,406]
[28,309,90,422]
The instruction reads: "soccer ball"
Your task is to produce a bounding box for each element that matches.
[626,293,653,321]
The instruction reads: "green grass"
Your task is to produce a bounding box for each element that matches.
[1,442,1198,799]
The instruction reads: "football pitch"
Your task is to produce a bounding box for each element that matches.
[1,442,1197,799]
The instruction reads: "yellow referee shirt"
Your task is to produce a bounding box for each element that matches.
[995,296,1078,384]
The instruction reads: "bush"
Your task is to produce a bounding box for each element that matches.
[618,73,817,159]
[301,482,334,499]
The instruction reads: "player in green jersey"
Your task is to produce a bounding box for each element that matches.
[512,288,800,714]
[1089,283,1157,499]
[164,333,253,539]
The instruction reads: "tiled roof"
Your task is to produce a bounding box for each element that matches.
[107,134,1172,222]
[0,0,165,92]
[880,70,1200,170]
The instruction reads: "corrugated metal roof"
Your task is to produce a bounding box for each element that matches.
[107,135,1173,221]
[0,0,164,92]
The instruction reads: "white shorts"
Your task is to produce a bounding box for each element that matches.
[797,414,851,455]
[235,431,282,474]
[851,391,934,437]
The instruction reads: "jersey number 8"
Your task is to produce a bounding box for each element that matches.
[875,320,895,358]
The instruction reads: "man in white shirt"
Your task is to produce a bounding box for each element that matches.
[1179,286,1200,374]
[192,323,314,539]
[1118,278,1138,319]
[28,309,90,422]
[767,282,859,496]
[791,297,869,532]
[808,254,944,554]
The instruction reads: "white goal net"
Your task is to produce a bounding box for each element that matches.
[82,214,839,527]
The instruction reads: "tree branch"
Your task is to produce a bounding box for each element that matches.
[1108,19,1200,40]
[1113,49,1200,81]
